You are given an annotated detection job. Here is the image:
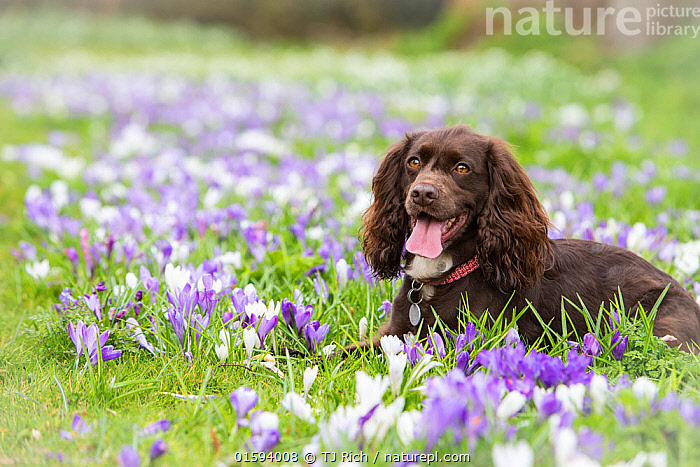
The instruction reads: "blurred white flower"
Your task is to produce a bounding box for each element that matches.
[215,329,231,362]
[164,263,190,292]
[304,365,319,396]
[493,440,534,467]
[335,259,350,289]
[551,427,577,466]
[588,374,609,413]
[219,251,242,269]
[396,410,421,445]
[25,260,49,280]
[387,352,407,395]
[558,104,589,127]
[555,383,586,414]
[673,241,700,276]
[626,222,652,253]
[321,344,336,356]
[49,180,69,210]
[497,391,527,419]
[361,397,404,441]
[608,451,667,467]
[281,392,316,424]
[243,327,260,362]
[125,272,138,289]
[632,377,658,402]
[358,317,368,341]
[355,371,389,410]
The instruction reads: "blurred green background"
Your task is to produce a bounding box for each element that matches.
[1,0,698,152]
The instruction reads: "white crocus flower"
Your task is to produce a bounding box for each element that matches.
[362,397,404,441]
[555,383,586,414]
[336,258,349,287]
[632,377,658,402]
[304,365,319,396]
[358,317,368,341]
[164,263,190,292]
[396,410,422,445]
[552,427,578,466]
[244,300,268,320]
[387,352,407,395]
[355,371,389,410]
[321,344,336,357]
[380,335,403,356]
[243,283,258,300]
[281,392,316,424]
[588,374,609,413]
[215,329,231,362]
[265,299,281,320]
[243,327,260,363]
[405,354,443,390]
[497,391,527,419]
[125,272,138,289]
[492,440,534,467]
[25,259,49,280]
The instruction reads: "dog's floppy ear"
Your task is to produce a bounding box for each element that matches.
[477,137,550,291]
[361,132,421,279]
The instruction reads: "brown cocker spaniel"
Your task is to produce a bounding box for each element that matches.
[361,125,700,352]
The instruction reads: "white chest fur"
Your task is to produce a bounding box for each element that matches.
[404,252,453,300]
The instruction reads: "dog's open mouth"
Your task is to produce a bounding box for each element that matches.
[406,212,468,258]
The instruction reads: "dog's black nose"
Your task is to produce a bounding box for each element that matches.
[411,184,438,206]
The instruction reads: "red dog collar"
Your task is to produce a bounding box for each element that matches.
[425,255,479,286]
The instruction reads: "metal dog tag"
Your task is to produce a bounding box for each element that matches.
[409,303,421,326]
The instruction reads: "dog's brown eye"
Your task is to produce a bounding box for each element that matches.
[407,157,421,168]
[455,163,469,174]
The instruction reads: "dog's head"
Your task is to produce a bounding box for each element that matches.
[362,124,550,290]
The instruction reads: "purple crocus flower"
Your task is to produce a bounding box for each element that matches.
[248,410,280,453]
[255,315,278,346]
[582,333,601,357]
[537,392,562,418]
[167,306,185,347]
[230,387,258,426]
[18,240,37,260]
[463,322,478,352]
[149,439,168,460]
[68,321,122,366]
[404,339,425,365]
[125,318,156,356]
[303,320,330,352]
[611,332,628,361]
[72,415,91,435]
[646,186,667,205]
[504,328,521,347]
[280,299,312,335]
[141,420,171,436]
[83,293,102,320]
[378,299,392,318]
[68,321,87,358]
[427,333,445,359]
[455,350,470,372]
[64,247,79,268]
[118,446,141,467]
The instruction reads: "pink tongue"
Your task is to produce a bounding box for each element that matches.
[406,215,444,258]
